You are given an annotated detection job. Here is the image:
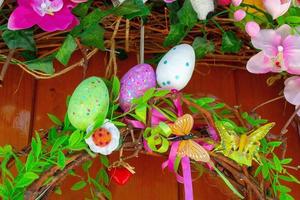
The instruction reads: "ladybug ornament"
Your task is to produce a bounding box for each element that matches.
[108,160,135,185]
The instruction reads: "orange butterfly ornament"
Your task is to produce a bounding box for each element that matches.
[168,114,210,163]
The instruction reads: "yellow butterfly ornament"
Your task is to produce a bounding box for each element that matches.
[168,114,210,163]
[215,121,275,166]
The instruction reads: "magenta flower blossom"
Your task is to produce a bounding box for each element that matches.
[246,25,300,74]
[263,0,291,19]
[8,0,79,32]
[284,76,300,115]
[218,0,231,6]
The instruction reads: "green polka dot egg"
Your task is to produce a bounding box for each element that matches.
[67,77,109,130]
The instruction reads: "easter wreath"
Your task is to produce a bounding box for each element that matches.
[1,0,300,200]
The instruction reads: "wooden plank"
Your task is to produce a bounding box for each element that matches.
[0,65,35,150]
[234,70,300,199]
[29,52,178,199]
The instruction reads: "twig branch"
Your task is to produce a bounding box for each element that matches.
[0,48,15,87]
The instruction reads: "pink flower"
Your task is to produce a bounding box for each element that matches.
[71,0,87,2]
[246,25,300,75]
[218,0,231,6]
[232,0,242,6]
[245,21,260,37]
[284,76,300,115]
[8,0,79,32]
[234,9,246,21]
[263,0,291,19]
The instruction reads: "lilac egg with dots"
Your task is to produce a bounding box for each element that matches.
[119,64,156,111]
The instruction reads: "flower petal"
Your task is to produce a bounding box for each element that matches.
[276,24,292,39]
[85,120,120,155]
[283,35,300,74]
[284,76,300,105]
[232,0,242,6]
[218,0,231,6]
[245,21,260,37]
[36,6,76,32]
[234,9,246,21]
[246,52,273,74]
[263,0,291,19]
[251,29,281,57]
[8,6,41,30]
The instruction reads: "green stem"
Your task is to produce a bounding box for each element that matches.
[210,19,225,33]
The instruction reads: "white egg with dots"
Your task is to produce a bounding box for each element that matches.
[156,44,196,91]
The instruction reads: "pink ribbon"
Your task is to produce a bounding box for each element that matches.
[182,156,193,200]
[162,141,193,200]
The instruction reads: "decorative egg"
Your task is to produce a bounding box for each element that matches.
[68,77,109,130]
[156,44,195,91]
[119,64,156,111]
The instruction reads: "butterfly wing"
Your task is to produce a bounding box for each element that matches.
[245,122,275,152]
[178,140,210,162]
[169,114,194,136]
[215,120,239,155]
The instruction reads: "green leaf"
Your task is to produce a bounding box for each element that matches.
[12,154,24,173]
[112,76,120,101]
[82,160,93,172]
[82,8,112,29]
[113,0,150,20]
[143,88,155,102]
[192,37,215,59]
[90,179,112,200]
[280,193,294,200]
[221,31,242,53]
[154,90,170,97]
[163,23,187,47]
[262,163,270,179]
[33,132,42,158]
[177,0,198,28]
[25,56,55,75]
[273,154,283,172]
[268,141,282,147]
[279,174,300,184]
[285,16,300,24]
[71,181,87,191]
[254,165,262,177]
[213,165,244,199]
[72,0,93,17]
[57,151,66,169]
[80,24,105,50]
[54,187,62,195]
[135,103,147,124]
[112,121,127,127]
[99,168,109,185]
[15,172,39,188]
[25,152,35,171]
[51,135,68,154]
[47,113,63,126]
[281,158,292,165]
[277,185,291,193]
[69,130,83,147]
[55,34,77,66]
[2,29,36,51]
[100,155,109,168]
